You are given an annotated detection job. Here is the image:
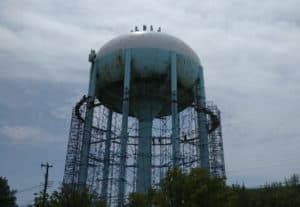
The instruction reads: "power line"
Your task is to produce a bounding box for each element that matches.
[16,184,43,194]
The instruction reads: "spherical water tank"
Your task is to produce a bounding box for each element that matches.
[94,31,202,119]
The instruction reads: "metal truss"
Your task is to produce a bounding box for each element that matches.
[63,98,226,206]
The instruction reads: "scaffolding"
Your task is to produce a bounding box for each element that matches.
[63,98,225,206]
[62,107,83,186]
[207,103,226,178]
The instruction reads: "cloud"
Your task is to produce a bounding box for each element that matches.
[0,125,63,143]
[0,0,299,84]
[0,0,300,190]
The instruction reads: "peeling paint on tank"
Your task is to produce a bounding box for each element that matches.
[93,47,202,115]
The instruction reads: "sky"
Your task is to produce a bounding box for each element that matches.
[1,0,300,206]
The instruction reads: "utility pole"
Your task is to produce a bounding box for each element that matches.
[41,162,53,207]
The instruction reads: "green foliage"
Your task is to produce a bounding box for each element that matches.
[33,184,106,207]
[0,176,18,207]
[128,167,236,207]
[33,191,50,207]
[232,174,300,207]
[127,168,300,207]
[30,170,300,207]
[128,192,149,207]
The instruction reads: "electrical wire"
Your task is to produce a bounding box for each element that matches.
[16,184,43,194]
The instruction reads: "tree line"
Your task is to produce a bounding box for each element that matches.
[1,169,300,207]
[127,168,300,207]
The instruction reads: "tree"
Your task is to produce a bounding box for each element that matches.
[128,167,237,207]
[33,191,50,207]
[231,174,300,207]
[127,192,149,207]
[0,176,18,207]
[33,184,106,207]
[285,174,300,187]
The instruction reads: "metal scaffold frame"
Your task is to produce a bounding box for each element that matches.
[63,107,84,186]
[63,97,225,206]
[207,103,226,178]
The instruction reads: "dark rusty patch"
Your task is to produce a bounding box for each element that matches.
[130,58,137,76]
[116,55,123,68]
[102,64,110,81]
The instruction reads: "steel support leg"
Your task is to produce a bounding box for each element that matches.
[118,49,131,206]
[195,66,209,169]
[101,109,113,200]
[136,118,152,193]
[171,52,180,166]
[78,50,97,189]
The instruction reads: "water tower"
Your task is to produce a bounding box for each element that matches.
[63,26,226,206]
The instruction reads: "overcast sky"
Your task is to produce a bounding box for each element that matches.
[1,0,300,206]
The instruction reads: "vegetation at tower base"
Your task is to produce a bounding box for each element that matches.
[127,168,300,207]
[0,177,17,207]
[30,169,300,207]
[128,167,236,207]
[33,184,106,207]
[231,174,300,207]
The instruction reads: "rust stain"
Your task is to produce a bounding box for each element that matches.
[116,55,123,69]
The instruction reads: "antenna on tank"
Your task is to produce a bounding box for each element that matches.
[88,49,96,62]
